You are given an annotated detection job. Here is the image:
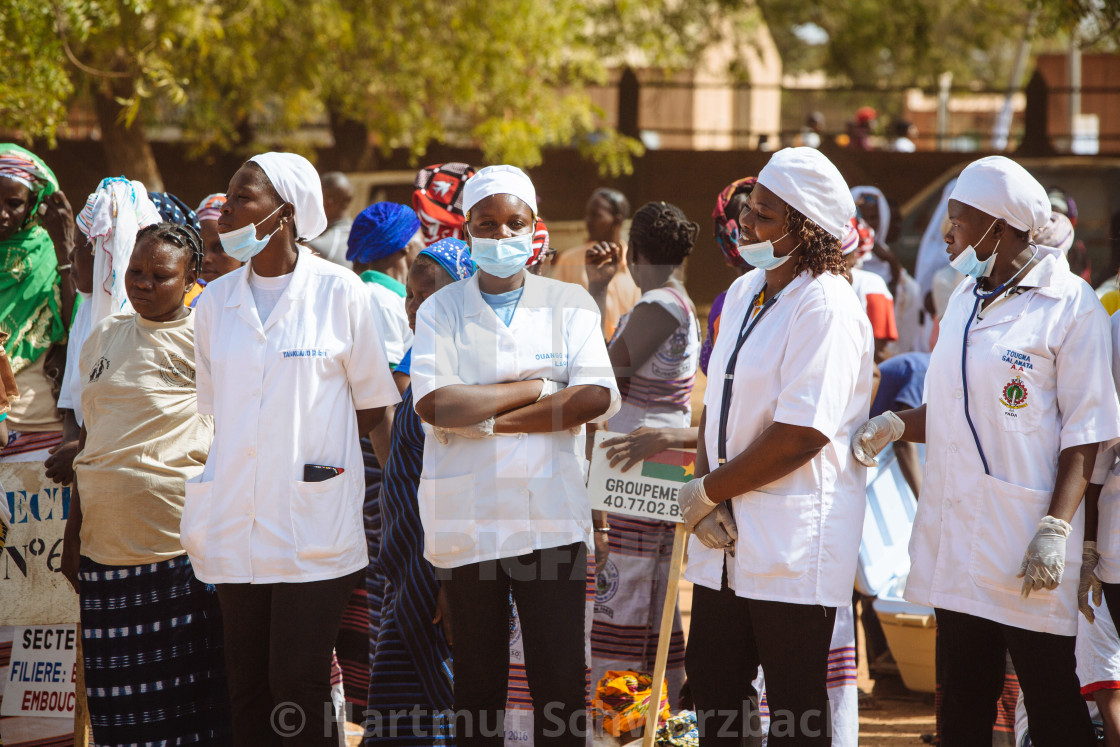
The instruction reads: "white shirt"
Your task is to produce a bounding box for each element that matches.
[57,293,93,426]
[684,270,874,606]
[185,252,400,584]
[364,276,413,368]
[411,273,621,569]
[307,218,353,269]
[1091,312,1120,583]
[907,253,1120,635]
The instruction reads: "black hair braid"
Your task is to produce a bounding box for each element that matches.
[135,221,204,274]
[785,204,845,277]
[629,201,699,267]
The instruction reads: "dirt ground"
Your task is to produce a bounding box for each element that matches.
[346,580,936,746]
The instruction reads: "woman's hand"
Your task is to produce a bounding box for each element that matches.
[601,427,675,472]
[44,440,79,485]
[432,584,453,646]
[594,531,610,577]
[586,241,621,292]
[41,192,77,264]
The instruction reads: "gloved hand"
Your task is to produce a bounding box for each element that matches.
[1079,540,1104,623]
[433,417,496,445]
[677,476,718,532]
[693,502,738,552]
[1018,515,1072,598]
[851,411,905,467]
[537,379,564,401]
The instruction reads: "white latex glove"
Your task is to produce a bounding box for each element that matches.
[433,417,495,445]
[1079,540,1104,623]
[1018,515,1072,598]
[677,476,718,532]
[537,379,564,401]
[851,411,905,467]
[693,502,738,552]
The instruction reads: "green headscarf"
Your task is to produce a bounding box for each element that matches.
[0,143,64,375]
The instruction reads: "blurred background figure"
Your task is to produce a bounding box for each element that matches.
[890,120,917,152]
[800,111,825,148]
[550,187,641,339]
[309,171,355,267]
[847,106,877,151]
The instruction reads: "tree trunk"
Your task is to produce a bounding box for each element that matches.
[326,100,376,172]
[92,82,164,191]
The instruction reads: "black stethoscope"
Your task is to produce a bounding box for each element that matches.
[960,248,1039,475]
[717,289,780,465]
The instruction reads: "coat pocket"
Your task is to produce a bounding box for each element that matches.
[180,480,214,562]
[733,491,818,580]
[418,475,480,561]
[289,474,363,560]
[967,473,1051,596]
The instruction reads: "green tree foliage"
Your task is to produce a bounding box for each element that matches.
[755,0,1037,88]
[1,0,744,180]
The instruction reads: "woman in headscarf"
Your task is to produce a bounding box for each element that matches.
[366,238,474,746]
[0,143,77,438]
[343,199,425,716]
[679,147,873,746]
[412,162,477,246]
[185,152,400,746]
[853,156,1120,746]
[61,221,231,747]
[411,165,619,747]
[193,193,243,305]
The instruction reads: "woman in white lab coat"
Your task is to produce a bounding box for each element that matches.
[676,147,874,746]
[853,156,1120,747]
[410,165,620,747]
[186,152,400,746]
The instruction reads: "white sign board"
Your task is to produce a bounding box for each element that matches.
[0,625,78,718]
[586,430,693,523]
[0,459,80,625]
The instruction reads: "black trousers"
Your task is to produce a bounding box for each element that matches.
[441,542,588,747]
[935,608,1093,747]
[216,570,363,746]
[686,579,836,746]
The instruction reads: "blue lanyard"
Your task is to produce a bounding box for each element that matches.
[717,290,780,464]
[960,257,1036,475]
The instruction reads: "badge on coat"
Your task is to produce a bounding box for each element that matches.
[1000,375,1029,411]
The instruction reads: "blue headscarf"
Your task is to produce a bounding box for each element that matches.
[147,192,200,230]
[418,238,475,280]
[347,202,421,263]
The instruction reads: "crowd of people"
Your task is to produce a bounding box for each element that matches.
[2,138,1120,747]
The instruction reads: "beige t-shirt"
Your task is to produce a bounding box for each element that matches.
[74,312,213,565]
[7,354,62,431]
[548,240,642,341]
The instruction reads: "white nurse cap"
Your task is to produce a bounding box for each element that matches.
[757,147,855,240]
[950,156,1050,234]
[463,165,537,217]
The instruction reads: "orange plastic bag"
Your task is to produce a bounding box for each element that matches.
[592,670,670,737]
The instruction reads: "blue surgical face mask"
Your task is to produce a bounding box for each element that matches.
[468,230,534,278]
[218,205,283,263]
[950,219,998,279]
[736,232,795,271]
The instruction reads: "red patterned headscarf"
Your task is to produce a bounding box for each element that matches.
[713,177,757,269]
[412,162,476,246]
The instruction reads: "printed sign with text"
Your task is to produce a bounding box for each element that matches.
[0,625,79,718]
[586,430,694,522]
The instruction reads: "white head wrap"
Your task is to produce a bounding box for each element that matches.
[850,185,891,241]
[76,177,161,324]
[1033,211,1075,256]
[914,178,957,296]
[462,165,537,217]
[756,147,854,240]
[949,156,1050,233]
[249,152,327,241]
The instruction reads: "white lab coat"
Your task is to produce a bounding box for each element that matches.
[184,252,400,584]
[907,253,1120,635]
[684,269,875,607]
[1091,312,1120,584]
[410,272,620,569]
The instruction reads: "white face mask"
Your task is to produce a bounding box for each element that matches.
[218,205,284,263]
[737,232,795,271]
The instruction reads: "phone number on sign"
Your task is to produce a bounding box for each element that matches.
[600,494,682,519]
